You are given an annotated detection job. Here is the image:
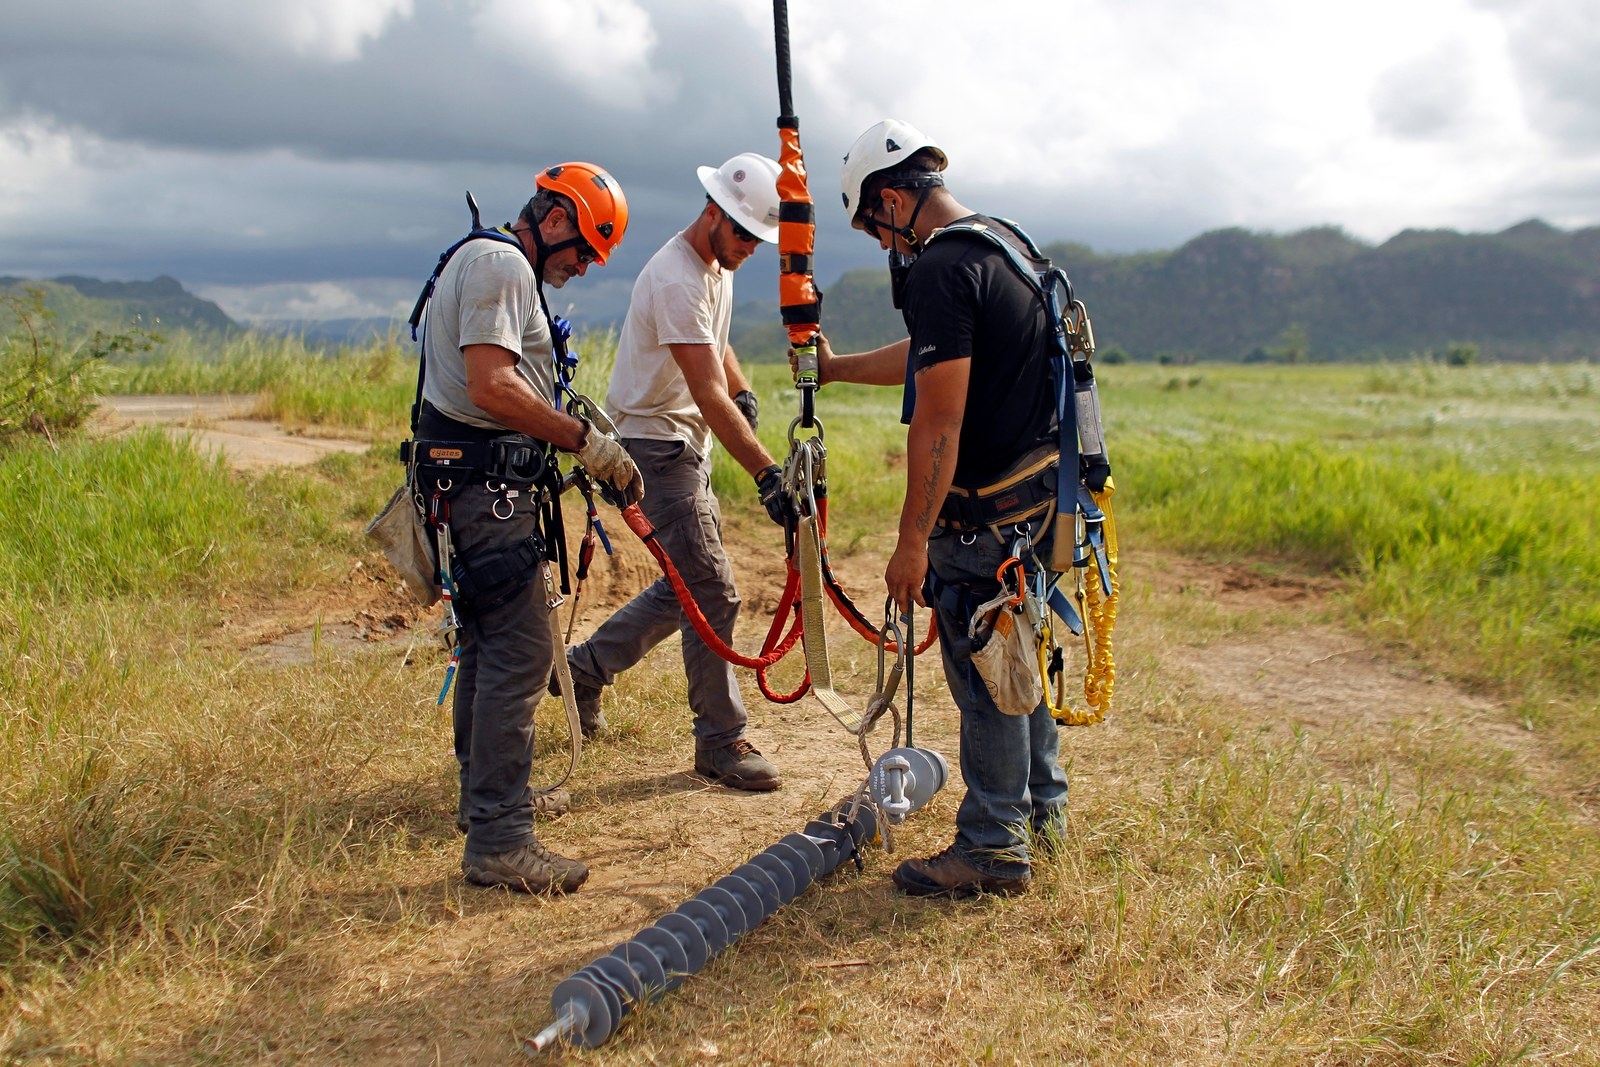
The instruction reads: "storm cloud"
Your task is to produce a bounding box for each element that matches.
[1,0,1596,324]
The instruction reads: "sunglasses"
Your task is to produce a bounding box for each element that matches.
[576,242,600,265]
[721,207,760,245]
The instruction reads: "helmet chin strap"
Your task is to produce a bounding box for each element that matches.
[883,176,943,249]
[887,197,919,311]
[514,216,587,284]
[510,220,583,372]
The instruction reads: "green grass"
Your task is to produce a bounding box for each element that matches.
[0,437,397,961]
[1106,361,1600,739]
[100,326,624,442]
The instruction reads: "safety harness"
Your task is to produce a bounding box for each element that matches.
[916,217,1119,725]
[401,192,601,793]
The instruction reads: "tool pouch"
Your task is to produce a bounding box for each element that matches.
[967,589,1043,716]
[451,533,545,618]
[366,484,441,608]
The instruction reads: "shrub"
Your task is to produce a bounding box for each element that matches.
[1,288,156,448]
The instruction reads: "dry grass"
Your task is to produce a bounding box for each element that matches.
[5,526,1598,1064]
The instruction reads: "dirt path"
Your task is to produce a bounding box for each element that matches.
[95,394,370,469]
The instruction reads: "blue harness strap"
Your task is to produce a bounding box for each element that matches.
[923,218,1084,566]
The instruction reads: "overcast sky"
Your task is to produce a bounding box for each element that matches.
[2,0,1597,326]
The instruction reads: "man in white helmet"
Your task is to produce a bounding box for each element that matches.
[563,153,787,791]
[812,120,1078,897]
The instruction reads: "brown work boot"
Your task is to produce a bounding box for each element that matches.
[462,840,589,894]
[457,789,571,834]
[892,845,1030,898]
[549,660,608,739]
[573,682,607,739]
[694,738,782,791]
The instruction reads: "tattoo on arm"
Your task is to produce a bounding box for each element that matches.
[913,434,948,532]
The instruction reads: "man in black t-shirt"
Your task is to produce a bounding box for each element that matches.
[814,119,1070,898]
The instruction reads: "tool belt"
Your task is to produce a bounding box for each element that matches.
[404,401,549,490]
[938,443,1057,532]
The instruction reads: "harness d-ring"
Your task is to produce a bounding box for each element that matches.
[491,494,515,520]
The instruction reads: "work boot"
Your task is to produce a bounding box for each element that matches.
[573,681,607,739]
[549,658,608,739]
[462,840,589,894]
[457,789,572,834]
[892,845,1030,898]
[694,738,782,791]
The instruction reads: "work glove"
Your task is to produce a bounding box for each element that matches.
[734,389,760,432]
[1083,456,1112,494]
[755,464,790,528]
[576,423,644,507]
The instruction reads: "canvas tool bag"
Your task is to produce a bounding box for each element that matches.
[967,588,1043,716]
[366,483,440,607]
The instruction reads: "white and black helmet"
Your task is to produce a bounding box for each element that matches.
[840,119,948,221]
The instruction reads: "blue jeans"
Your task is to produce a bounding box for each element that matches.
[926,520,1069,879]
[568,438,748,749]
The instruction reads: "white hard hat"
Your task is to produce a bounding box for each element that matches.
[697,153,782,243]
[840,119,947,221]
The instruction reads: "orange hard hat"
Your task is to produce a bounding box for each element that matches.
[536,162,628,264]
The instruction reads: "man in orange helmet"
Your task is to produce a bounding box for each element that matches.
[413,163,640,895]
[563,153,787,792]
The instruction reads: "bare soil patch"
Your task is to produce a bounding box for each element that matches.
[94,394,370,469]
[1146,552,1590,817]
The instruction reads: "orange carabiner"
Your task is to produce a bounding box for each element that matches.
[995,557,1025,606]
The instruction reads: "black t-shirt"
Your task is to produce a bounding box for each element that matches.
[900,215,1057,487]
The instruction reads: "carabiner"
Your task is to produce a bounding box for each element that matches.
[995,557,1026,606]
[860,596,905,737]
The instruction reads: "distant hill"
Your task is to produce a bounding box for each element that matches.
[0,275,239,336]
[731,219,1600,362]
[14,218,1599,362]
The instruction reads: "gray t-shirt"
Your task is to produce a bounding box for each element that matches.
[420,235,555,431]
[607,232,731,458]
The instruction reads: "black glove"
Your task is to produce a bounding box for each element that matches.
[1082,456,1112,493]
[755,464,789,527]
[734,389,760,433]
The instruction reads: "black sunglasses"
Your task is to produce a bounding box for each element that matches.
[575,241,600,265]
[721,206,760,244]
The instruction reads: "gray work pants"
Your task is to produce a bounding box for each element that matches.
[567,437,747,749]
[446,482,554,854]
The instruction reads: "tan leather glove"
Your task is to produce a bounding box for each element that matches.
[576,423,644,506]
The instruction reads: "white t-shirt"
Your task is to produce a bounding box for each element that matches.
[420,235,555,431]
[607,232,730,458]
